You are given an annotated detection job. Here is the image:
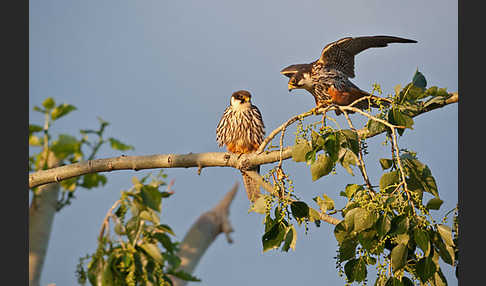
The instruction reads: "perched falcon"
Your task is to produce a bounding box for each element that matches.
[280,35,417,114]
[216,90,265,202]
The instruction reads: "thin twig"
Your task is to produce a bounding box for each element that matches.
[98,200,121,241]
[243,170,341,225]
[339,107,375,196]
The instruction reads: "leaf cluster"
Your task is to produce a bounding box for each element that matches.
[76,171,200,286]
[262,71,457,285]
[29,97,134,210]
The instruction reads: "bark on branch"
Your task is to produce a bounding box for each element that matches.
[29,93,457,189]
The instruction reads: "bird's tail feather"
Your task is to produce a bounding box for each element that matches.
[241,165,261,203]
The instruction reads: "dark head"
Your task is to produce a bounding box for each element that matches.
[230,90,252,107]
[280,64,313,92]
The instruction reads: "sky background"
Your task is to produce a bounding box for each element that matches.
[29,0,458,285]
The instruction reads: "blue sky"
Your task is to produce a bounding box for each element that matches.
[30,0,457,285]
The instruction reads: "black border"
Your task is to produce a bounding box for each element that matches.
[458,1,480,285]
[7,0,28,284]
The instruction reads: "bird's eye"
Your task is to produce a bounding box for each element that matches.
[290,78,296,84]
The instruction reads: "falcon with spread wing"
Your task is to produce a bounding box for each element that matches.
[216,90,265,202]
[280,35,417,114]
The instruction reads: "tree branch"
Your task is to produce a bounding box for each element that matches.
[170,183,238,286]
[29,93,458,189]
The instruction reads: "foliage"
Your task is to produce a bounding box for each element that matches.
[76,171,200,286]
[29,70,457,285]
[250,70,458,285]
[29,97,134,210]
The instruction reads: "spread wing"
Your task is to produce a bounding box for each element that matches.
[317,35,417,78]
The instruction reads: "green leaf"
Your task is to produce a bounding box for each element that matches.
[163,252,181,269]
[344,258,367,283]
[101,257,115,286]
[337,129,359,155]
[60,177,77,192]
[80,173,107,189]
[432,268,448,286]
[29,124,43,135]
[282,225,297,252]
[140,185,163,212]
[334,221,349,244]
[412,69,427,89]
[51,103,77,120]
[108,138,134,151]
[308,207,321,223]
[391,243,407,272]
[431,231,455,265]
[344,184,363,199]
[29,135,43,146]
[414,228,430,256]
[379,171,400,193]
[390,215,409,235]
[367,118,387,135]
[262,222,286,252]
[338,239,357,260]
[114,223,125,235]
[50,134,81,160]
[305,149,317,164]
[396,233,410,245]
[140,243,164,264]
[402,156,439,197]
[290,201,309,219]
[437,224,455,247]
[154,233,175,252]
[33,105,46,113]
[426,197,443,210]
[310,154,334,181]
[310,130,320,147]
[311,131,325,148]
[323,132,340,161]
[339,148,358,176]
[384,277,400,286]
[344,207,360,231]
[375,215,391,238]
[292,140,312,162]
[379,158,393,170]
[401,277,415,286]
[168,270,201,282]
[353,208,376,232]
[358,229,378,251]
[415,255,436,283]
[390,108,414,135]
[139,209,160,224]
[42,97,56,110]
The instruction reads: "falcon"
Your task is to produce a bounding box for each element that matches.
[280,35,417,114]
[216,90,265,202]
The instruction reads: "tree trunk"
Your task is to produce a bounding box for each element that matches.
[29,153,60,286]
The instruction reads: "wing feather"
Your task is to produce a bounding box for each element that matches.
[318,35,417,78]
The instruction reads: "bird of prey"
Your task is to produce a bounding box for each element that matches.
[280,35,417,114]
[216,90,265,202]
